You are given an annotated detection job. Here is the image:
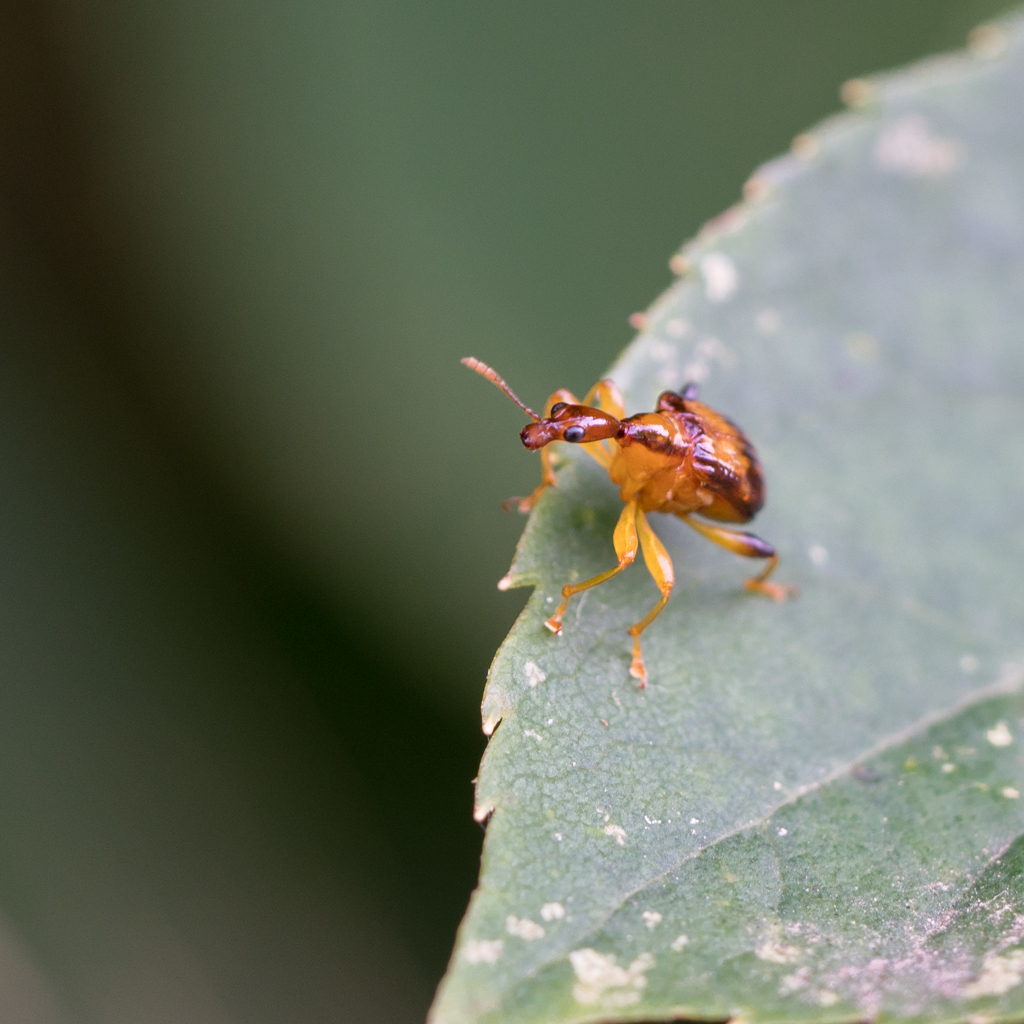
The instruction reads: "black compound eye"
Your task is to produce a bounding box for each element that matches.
[549,402,567,416]
[563,425,586,442]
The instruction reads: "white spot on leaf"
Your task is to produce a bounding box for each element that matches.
[682,336,736,384]
[987,722,1014,747]
[961,654,979,674]
[671,934,689,951]
[809,545,829,566]
[604,824,627,846]
[874,114,961,177]
[569,948,654,1006]
[665,317,691,339]
[757,941,800,964]
[524,661,546,688]
[641,910,662,930]
[506,916,544,941]
[540,902,565,922]
[1003,787,1020,799]
[464,939,503,964]
[963,951,1024,997]
[779,967,810,995]
[700,253,739,302]
[523,729,543,742]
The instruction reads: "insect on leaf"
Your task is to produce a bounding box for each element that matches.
[432,14,1024,1024]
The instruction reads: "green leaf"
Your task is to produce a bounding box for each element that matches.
[433,14,1024,1024]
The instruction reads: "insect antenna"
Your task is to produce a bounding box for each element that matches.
[461,357,541,421]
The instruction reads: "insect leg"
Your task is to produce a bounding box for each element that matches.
[582,379,625,464]
[626,509,675,687]
[545,499,638,635]
[584,379,626,419]
[680,516,798,601]
[504,389,580,512]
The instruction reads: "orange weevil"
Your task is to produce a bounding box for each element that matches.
[463,356,796,686]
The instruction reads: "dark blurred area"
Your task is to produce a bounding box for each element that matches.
[0,2,1007,1021]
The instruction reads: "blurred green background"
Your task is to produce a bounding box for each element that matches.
[0,2,1010,1021]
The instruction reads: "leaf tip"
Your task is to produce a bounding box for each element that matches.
[840,77,875,108]
[968,22,1008,60]
[472,799,494,824]
[668,253,691,275]
[790,132,819,161]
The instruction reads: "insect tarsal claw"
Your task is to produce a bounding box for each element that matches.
[629,640,648,687]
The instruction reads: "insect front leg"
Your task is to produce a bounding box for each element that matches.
[627,509,675,687]
[680,516,798,601]
[581,378,626,467]
[545,499,638,634]
[505,381,624,511]
[583,378,626,419]
[503,389,579,513]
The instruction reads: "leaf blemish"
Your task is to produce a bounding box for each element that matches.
[682,335,737,384]
[540,902,565,922]
[649,341,675,362]
[463,939,504,965]
[873,114,961,177]
[987,722,1013,747]
[569,948,654,1006]
[699,253,739,303]
[665,317,691,339]
[779,966,811,994]
[506,916,545,941]
[962,951,1024,998]
[523,661,547,688]
[756,940,800,964]
[604,824,627,846]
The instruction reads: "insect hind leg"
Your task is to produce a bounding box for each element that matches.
[680,515,797,601]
